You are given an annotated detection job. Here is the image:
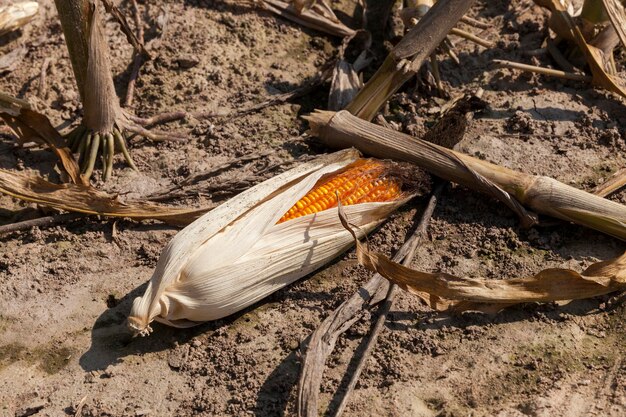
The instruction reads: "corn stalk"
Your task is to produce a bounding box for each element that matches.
[345,0,477,120]
[54,0,178,180]
[306,110,626,240]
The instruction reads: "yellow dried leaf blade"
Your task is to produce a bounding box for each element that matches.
[338,202,626,310]
[602,0,626,50]
[0,169,208,225]
[0,107,85,186]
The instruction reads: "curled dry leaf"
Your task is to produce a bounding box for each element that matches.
[261,0,355,37]
[338,201,626,313]
[0,93,85,185]
[128,149,429,335]
[534,0,626,98]
[328,31,371,111]
[602,0,626,49]
[0,168,210,226]
[0,1,38,36]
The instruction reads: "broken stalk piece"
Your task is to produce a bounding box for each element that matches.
[306,110,626,240]
[346,0,478,120]
[493,59,593,82]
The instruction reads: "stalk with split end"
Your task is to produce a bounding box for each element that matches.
[306,110,626,240]
[346,0,477,120]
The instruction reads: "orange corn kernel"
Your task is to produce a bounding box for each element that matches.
[278,159,402,223]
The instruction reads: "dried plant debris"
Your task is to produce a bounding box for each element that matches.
[499,0,626,97]
[0,169,211,226]
[0,93,85,186]
[339,201,626,313]
[328,31,371,111]
[260,0,355,37]
[346,0,478,120]
[56,1,185,182]
[602,0,626,49]
[0,1,38,36]
[128,149,429,335]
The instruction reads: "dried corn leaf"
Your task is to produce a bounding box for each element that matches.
[0,95,84,185]
[537,0,626,98]
[261,0,355,38]
[0,1,38,36]
[328,31,370,111]
[0,169,209,226]
[603,0,626,49]
[338,202,626,312]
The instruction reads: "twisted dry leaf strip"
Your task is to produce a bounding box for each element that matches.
[0,169,209,226]
[338,201,626,309]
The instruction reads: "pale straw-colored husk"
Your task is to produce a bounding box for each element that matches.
[128,149,412,335]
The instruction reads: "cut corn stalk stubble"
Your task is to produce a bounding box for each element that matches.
[128,150,424,335]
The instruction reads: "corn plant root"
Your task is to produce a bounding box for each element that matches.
[66,123,137,181]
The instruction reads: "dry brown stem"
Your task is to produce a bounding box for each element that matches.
[493,59,592,82]
[592,167,626,197]
[331,184,443,417]
[346,0,477,120]
[306,110,626,239]
[297,186,440,417]
[55,0,185,180]
[0,212,85,235]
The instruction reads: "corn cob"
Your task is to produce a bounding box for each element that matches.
[128,150,420,334]
[278,159,402,223]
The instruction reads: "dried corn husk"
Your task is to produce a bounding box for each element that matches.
[0,1,38,36]
[128,149,417,335]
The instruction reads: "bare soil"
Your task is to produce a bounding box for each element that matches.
[1,0,625,416]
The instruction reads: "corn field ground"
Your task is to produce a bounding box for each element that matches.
[0,0,625,416]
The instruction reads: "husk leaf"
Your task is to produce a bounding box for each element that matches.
[127,149,415,333]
